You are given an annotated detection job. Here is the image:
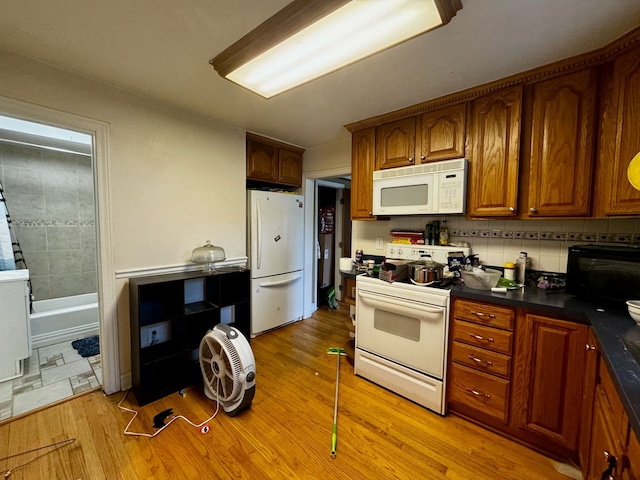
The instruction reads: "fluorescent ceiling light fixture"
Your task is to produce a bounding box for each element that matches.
[210,0,462,98]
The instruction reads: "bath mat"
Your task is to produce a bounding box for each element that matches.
[72,335,100,357]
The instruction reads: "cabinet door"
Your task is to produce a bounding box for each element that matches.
[587,389,624,480]
[376,117,416,170]
[468,85,523,217]
[596,45,640,216]
[513,314,588,452]
[247,140,277,183]
[278,149,302,186]
[527,69,597,217]
[580,330,600,476]
[351,127,377,219]
[416,103,466,163]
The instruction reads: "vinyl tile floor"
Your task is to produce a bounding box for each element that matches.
[0,339,101,421]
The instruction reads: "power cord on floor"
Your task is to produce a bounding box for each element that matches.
[117,382,221,438]
[0,438,76,478]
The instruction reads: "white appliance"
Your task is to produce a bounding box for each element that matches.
[354,244,470,415]
[247,190,304,336]
[0,269,31,382]
[199,324,255,417]
[372,158,467,216]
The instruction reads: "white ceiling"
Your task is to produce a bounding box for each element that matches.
[0,0,639,149]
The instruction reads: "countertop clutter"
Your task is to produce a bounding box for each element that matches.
[450,283,640,439]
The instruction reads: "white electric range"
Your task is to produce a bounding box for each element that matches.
[354,244,470,415]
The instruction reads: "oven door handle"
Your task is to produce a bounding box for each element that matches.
[357,290,446,315]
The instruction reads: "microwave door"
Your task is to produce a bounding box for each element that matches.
[373,175,435,215]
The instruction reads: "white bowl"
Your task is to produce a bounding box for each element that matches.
[461,268,502,290]
[627,300,640,324]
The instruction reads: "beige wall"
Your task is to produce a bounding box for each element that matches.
[0,49,247,271]
[303,137,350,176]
[0,49,247,387]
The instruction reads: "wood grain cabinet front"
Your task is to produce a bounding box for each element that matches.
[467,85,523,217]
[523,68,598,217]
[351,127,377,220]
[595,43,640,216]
[448,298,591,463]
[246,133,304,187]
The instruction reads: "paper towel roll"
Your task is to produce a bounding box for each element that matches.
[339,257,353,272]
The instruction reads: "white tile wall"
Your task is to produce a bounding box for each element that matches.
[353,216,640,273]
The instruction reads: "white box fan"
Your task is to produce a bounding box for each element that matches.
[199,324,256,416]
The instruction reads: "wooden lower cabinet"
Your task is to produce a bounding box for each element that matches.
[511,313,588,457]
[583,340,640,479]
[448,298,588,462]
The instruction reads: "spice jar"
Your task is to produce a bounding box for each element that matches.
[504,262,516,281]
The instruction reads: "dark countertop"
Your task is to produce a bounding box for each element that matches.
[450,284,640,439]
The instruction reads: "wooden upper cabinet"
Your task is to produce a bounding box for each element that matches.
[596,45,640,216]
[526,69,597,217]
[351,127,377,220]
[376,117,416,170]
[246,133,304,187]
[278,149,302,186]
[512,313,588,456]
[247,139,278,183]
[467,85,523,217]
[416,103,466,163]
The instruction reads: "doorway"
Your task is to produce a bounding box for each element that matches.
[0,99,117,420]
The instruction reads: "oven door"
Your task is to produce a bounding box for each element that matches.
[356,288,447,379]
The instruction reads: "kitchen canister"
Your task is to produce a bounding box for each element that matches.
[340,257,353,272]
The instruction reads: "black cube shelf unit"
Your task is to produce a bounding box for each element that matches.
[129,266,250,406]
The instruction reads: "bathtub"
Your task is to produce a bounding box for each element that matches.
[30,293,99,348]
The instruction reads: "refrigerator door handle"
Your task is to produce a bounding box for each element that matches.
[259,273,302,288]
[256,199,262,270]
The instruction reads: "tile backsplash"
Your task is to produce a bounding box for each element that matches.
[354,216,640,274]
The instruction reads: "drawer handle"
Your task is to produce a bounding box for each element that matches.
[469,333,494,342]
[464,386,491,399]
[470,311,496,319]
[467,354,493,366]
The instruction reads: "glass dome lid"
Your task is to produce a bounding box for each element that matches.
[191,240,225,272]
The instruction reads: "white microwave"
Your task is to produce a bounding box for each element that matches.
[372,158,468,216]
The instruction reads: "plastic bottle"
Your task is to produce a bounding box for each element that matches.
[516,252,528,285]
[439,220,449,246]
[504,262,516,281]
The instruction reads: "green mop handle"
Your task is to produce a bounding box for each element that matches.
[331,423,337,458]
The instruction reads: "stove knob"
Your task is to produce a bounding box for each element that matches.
[397,247,403,256]
[388,247,395,255]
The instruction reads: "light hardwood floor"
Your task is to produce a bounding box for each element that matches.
[0,303,580,479]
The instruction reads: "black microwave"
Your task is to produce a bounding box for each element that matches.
[566,244,640,307]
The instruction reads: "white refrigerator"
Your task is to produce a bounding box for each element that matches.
[247,190,304,336]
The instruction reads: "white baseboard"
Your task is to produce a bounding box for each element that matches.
[31,322,99,349]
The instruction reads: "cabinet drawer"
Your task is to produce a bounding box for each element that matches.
[451,341,512,378]
[453,299,514,331]
[449,363,510,424]
[452,319,513,355]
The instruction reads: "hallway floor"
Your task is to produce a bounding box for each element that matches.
[0,339,101,421]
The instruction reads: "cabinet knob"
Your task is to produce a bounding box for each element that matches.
[408,157,415,164]
[508,207,515,212]
[420,155,426,160]
[586,344,596,351]
[529,207,537,213]
[601,451,617,480]
[369,211,373,217]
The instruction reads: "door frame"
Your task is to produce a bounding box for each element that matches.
[0,95,119,394]
[302,167,350,318]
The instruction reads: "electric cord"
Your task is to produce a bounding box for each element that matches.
[0,438,76,478]
[117,380,221,438]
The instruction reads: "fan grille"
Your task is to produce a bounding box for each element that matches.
[199,329,243,402]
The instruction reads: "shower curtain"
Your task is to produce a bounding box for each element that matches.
[0,184,16,271]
